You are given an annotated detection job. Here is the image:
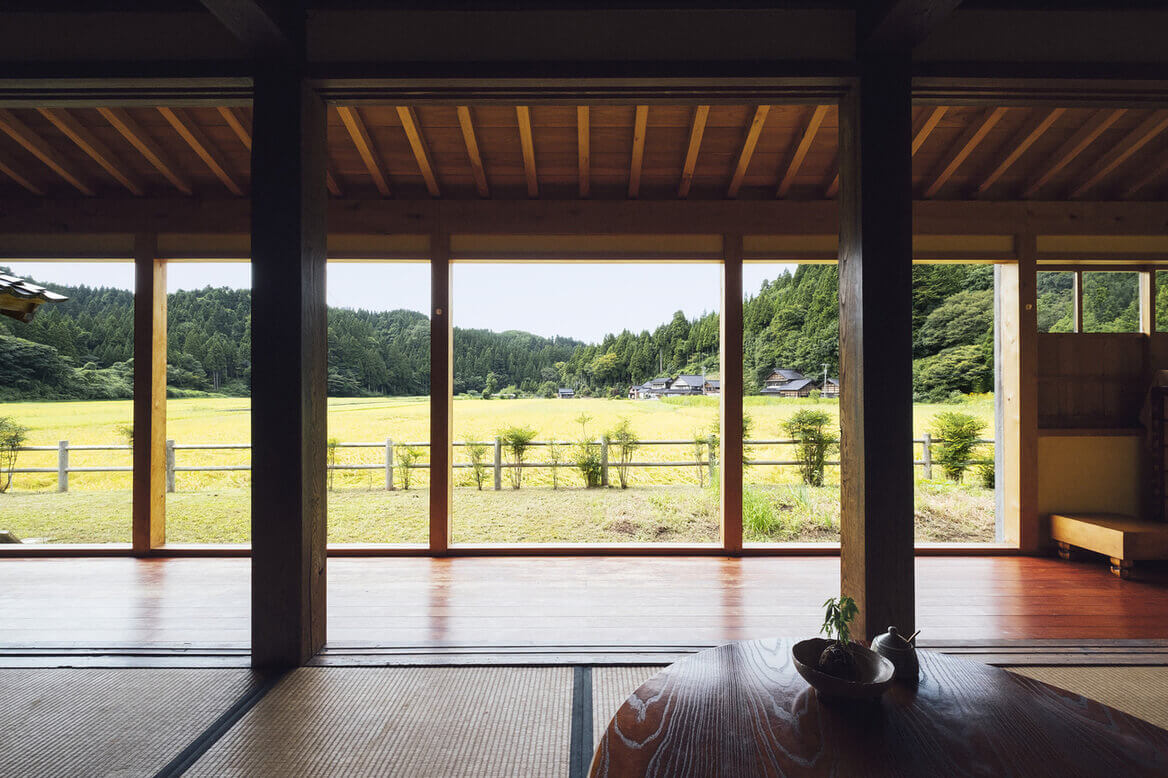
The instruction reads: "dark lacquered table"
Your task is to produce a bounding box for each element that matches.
[591,638,1168,777]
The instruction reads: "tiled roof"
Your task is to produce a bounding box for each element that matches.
[0,273,67,323]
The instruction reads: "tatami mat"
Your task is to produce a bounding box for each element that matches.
[0,668,258,778]
[591,666,662,749]
[187,667,573,777]
[1009,666,1168,730]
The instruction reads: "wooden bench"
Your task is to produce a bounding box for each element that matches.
[1050,514,1168,579]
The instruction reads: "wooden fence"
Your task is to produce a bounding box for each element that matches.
[12,433,992,492]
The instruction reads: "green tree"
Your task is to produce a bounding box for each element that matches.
[465,438,488,490]
[930,412,987,483]
[396,444,423,490]
[0,416,28,493]
[783,409,839,487]
[499,425,537,489]
[606,418,640,489]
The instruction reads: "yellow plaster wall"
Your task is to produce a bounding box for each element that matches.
[1037,435,1143,521]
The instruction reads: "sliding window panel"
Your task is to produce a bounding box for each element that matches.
[1082,271,1141,333]
[163,262,252,544]
[450,261,721,545]
[1037,271,1075,333]
[0,260,134,544]
[326,261,430,545]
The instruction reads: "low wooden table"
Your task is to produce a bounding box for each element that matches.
[592,638,1168,777]
[1051,513,1168,578]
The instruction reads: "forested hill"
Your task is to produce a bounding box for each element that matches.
[2,264,1009,401]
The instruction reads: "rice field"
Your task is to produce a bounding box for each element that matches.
[0,395,997,544]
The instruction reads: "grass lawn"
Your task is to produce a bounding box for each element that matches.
[0,395,997,544]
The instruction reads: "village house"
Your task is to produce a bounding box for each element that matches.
[759,368,840,398]
[557,387,574,399]
[630,374,718,399]
[667,375,706,396]
[703,379,720,396]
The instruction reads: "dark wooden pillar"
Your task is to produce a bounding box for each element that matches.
[430,233,452,553]
[132,233,166,553]
[838,52,915,639]
[720,234,744,553]
[250,67,328,668]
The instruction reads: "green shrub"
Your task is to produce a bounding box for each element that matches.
[327,436,340,491]
[0,416,29,493]
[396,444,423,490]
[976,460,995,489]
[606,418,640,488]
[930,411,987,483]
[743,487,780,535]
[499,425,538,489]
[783,409,838,487]
[465,439,488,490]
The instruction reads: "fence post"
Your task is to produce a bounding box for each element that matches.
[922,432,933,481]
[707,434,716,483]
[493,437,502,490]
[57,440,68,492]
[385,438,395,491]
[165,439,176,493]
[600,438,609,487]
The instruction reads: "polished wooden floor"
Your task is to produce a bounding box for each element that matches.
[2,556,1167,647]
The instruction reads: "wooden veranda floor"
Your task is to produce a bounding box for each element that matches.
[2,556,1167,651]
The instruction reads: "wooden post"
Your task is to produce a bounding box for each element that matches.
[165,439,175,493]
[1073,270,1084,332]
[430,233,452,554]
[838,52,915,640]
[250,64,328,669]
[707,434,716,484]
[600,439,610,487]
[922,432,933,481]
[385,438,394,491]
[493,437,502,490]
[133,233,166,553]
[56,440,67,492]
[721,233,744,553]
[1140,269,1155,336]
[1000,233,1040,552]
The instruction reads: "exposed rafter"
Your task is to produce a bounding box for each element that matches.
[628,105,648,199]
[862,0,965,51]
[727,105,769,199]
[396,106,440,198]
[777,105,828,199]
[825,158,839,199]
[38,108,144,196]
[678,105,709,199]
[0,147,44,195]
[1123,156,1168,200]
[974,107,1064,196]
[1022,108,1126,198]
[158,107,243,197]
[912,106,947,156]
[577,106,590,199]
[336,105,390,197]
[456,106,489,199]
[1071,109,1168,199]
[217,105,339,196]
[923,106,1008,198]
[516,106,538,198]
[199,0,293,57]
[0,109,93,196]
[97,107,192,195]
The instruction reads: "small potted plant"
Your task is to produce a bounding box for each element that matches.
[817,595,859,681]
[791,595,895,700]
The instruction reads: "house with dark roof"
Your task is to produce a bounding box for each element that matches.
[703,379,720,396]
[668,375,706,395]
[821,378,840,397]
[557,387,575,399]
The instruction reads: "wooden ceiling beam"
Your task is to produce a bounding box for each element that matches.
[336,105,390,197]
[516,106,538,199]
[0,147,44,196]
[577,106,590,199]
[922,106,1008,198]
[37,107,144,196]
[678,105,709,199]
[158,107,243,196]
[199,0,293,57]
[0,109,94,196]
[628,105,648,199]
[396,106,440,198]
[862,0,965,51]
[777,104,828,199]
[1071,109,1168,199]
[974,107,1064,196]
[98,107,192,195]
[911,106,947,156]
[456,106,489,199]
[727,105,769,199]
[825,159,839,199]
[1021,108,1126,199]
[1122,156,1168,200]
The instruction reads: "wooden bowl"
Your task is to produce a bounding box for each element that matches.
[792,638,895,700]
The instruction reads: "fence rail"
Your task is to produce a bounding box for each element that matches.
[12,435,994,492]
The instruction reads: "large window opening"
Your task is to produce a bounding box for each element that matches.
[326,261,430,545]
[450,261,721,545]
[164,261,252,544]
[0,260,134,544]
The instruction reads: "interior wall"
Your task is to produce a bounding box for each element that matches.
[1037,434,1143,522]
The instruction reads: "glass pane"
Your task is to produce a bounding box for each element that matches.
[326,262,430,545]
[743,263,841,544]
[1037,271,1074,333]
[911,264,997,543]
[0,261,134,544]
[451,262,720,545]
[1158,271,1168,333]
[1082,271,1139,333]
[164,262,252,544]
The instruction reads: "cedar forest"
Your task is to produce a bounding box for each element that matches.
[1,264,1146,404]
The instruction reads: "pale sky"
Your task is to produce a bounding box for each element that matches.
[2,261,795,344]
